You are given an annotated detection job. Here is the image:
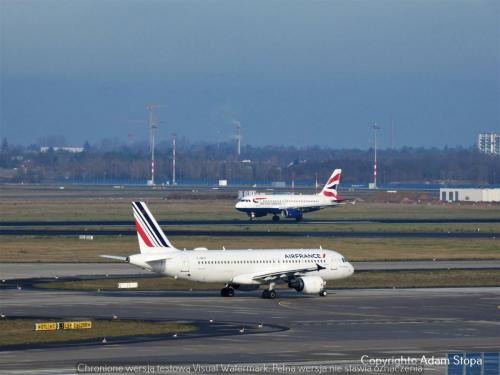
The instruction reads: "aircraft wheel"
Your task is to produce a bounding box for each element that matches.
[295,216,303,222]
[272,215,280,222]
[319,290,327,297]
[268,290,277,299]
[221,287,234,297]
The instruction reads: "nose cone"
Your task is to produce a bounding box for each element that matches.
[347,262,354,276]
[235,201,243,210]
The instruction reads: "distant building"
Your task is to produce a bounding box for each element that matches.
[478,133,500,155]
[40,146,84,153]
[440,188,500,202]
[271,181,286,188]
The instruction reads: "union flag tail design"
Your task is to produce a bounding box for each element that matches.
[132,201,177,253]
[320,169,342,201]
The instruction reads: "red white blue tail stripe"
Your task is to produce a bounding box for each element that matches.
[321,169,342,200]
[132,201,174,251]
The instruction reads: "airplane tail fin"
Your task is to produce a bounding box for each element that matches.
[132,201,178,253]
[319,169,343,201]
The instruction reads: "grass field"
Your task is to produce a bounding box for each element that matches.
[0,318,196,346]
[1,185,499,222]
[33,269,500,291]
[1,235,499,262]
[1,185,498,263]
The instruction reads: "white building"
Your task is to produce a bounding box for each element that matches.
[478,133,500,155]
[440,188,500,202]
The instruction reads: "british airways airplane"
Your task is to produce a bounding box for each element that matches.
[102,202,354,299]
[235,169,344,221]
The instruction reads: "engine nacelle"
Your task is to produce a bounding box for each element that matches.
[281,208,302,218]
[250,211,267,218]
[288,276,325,294]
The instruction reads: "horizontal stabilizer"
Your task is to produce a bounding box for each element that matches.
[100,255,128,262]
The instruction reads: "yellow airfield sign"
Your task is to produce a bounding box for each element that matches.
[34,322,58,331]
[63,321,92,330]
[34,321,92,331]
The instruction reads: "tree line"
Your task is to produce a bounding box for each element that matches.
[0,138,498,185]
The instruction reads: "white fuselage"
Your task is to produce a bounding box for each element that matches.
[131,248,354,285]
[235,194,336,216]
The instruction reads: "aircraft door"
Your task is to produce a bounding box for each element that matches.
[181,257,190,273]
[330,258,338,270]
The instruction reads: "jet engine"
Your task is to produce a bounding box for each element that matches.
[249,212,267,218]
[281,208,302,219]
[288,276,325,294]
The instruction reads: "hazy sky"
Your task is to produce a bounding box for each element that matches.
[0,0,498,148]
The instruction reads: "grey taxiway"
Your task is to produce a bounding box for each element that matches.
[0,285,499,374]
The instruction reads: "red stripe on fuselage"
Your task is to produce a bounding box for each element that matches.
[135,219,154,247]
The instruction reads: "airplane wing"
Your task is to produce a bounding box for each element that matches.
[251,263,326,283]
[100,254,173,263]
[277,205,304,211]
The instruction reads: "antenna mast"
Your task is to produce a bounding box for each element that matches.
[234,121,241,156]
[372,123,381,188]
[147,104,161,185]
[172,133,176,185]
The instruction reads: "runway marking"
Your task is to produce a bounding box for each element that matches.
[214,338,248,342]
[278,300,405,319]
[467,320,500,326]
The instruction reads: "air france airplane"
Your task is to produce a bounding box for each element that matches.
[235,169,345,221]
[102,202,354,299]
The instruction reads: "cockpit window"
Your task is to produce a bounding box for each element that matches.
[341,257,347,263]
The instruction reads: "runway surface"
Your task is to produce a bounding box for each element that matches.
[1,228,498,238]
[2,260,500,280]
[0,287,499,374]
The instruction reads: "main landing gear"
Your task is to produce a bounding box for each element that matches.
[262,283,277,299]
[319,290,327,297]
[262,290,277,299]
[272,215,280,222]
[220,286,235,297]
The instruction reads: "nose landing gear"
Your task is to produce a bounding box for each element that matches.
[220,286,235,297]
